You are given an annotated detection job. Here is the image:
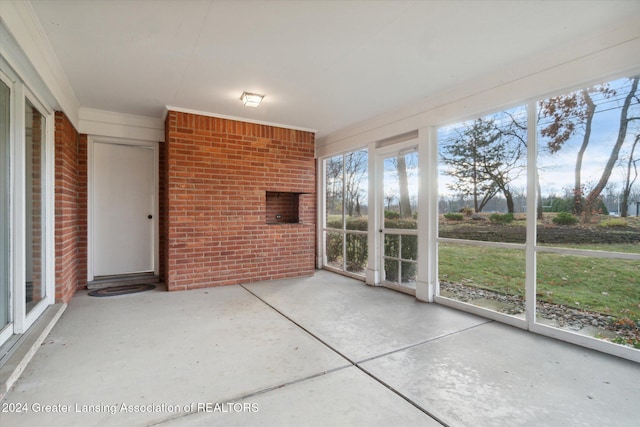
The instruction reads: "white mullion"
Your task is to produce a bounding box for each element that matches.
[43,104,55,305]
[367,142,379,285]
[12,84,26,333]
[341,154,347,271]
[0,70,15,345]
[317,157,325,269]
[420,126,438,302]
[525,100,538,328]
[382,229,418,236]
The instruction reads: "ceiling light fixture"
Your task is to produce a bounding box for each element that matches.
[240,92,264,107]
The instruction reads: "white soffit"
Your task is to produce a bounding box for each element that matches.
[1,0,80,126]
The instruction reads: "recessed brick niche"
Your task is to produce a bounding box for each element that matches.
[265,191,302,224]
[164,110,316,291]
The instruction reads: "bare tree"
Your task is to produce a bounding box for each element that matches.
[621,133,640,217]
[396,155,412,218]
[585,76,640,212]
[539,85,615,214]
[441,116,525,213]
[325,156,343,218]
[344,151,367,217]
[539,76,639,216]
[326,151,368,221]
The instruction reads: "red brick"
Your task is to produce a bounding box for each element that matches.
[54,112,87,303]
[163,111,316,291]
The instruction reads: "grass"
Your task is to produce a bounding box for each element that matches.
[438,244,526,295]
[439,243,640,320]
[328,212,639,321]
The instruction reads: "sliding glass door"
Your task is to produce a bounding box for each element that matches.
[0,62,54,345]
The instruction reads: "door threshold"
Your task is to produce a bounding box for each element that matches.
[87,273,159,290]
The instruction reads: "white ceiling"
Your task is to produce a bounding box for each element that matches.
[29,0,640,138]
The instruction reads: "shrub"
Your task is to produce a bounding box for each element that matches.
[325,216,419,276]
[384,218,418,229]
[384,210,400,219]
[552,212,578,225]
[489,213,514,224]
[548,196,571,213]
[459,207,473,217]
[345,233,367,271]
[382,234,417,282]
[598,218,628,228]
[444,213,464,221]
[325,217,369,271]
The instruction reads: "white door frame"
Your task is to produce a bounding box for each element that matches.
[373,133,433,301]
[375,141,419,296]
[87,136,159,282]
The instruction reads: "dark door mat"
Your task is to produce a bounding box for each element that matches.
[88,284,156,297]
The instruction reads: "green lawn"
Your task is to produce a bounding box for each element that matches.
[439,243,640,320]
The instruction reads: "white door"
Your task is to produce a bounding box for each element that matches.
[379,149,419,295]
[91,141,156,277]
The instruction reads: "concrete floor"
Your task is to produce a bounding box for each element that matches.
[0,270,638,426]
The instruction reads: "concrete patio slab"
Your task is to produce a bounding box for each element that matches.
[163,366,440,427]
[360,321,640,427]
[243,272,489,362]
[1,271,639,426]
[0,283,349,426]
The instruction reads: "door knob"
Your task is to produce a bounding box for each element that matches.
[148,215,153,219]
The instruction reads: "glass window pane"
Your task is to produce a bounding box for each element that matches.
[345,150,368,231]
[400,235,417,260]
[384,258,399,284]
[536,253,640,348]
[324,150,368,277]
[345,233,367,275]
[25,99,46,314]
[439,242,526,317]
[400,261,417,286]
[438,107,527,243]
[384,234,399,258]
[325,155,343,229]
[384,152,418,229]
[537,76,640,253]
[325,231,343,270]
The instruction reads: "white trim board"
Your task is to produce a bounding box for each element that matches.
[79,108,164,143]
[165,105,318,134]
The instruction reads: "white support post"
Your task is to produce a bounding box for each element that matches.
[525,100,538,327]
[415,127,434,302]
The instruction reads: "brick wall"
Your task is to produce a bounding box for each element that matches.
[164,111,316,290]
[159,135,166,282]
[54,112,87,303]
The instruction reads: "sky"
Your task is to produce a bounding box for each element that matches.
[438,76,640,204]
